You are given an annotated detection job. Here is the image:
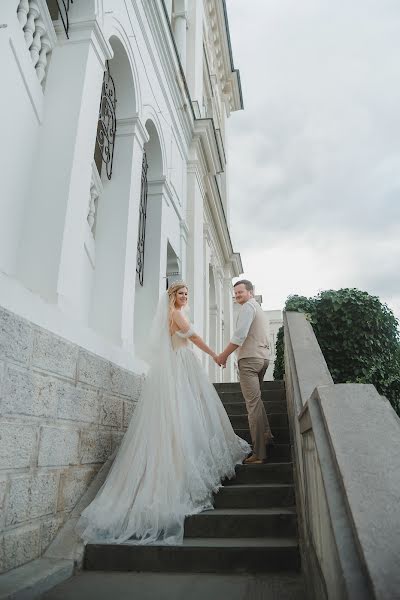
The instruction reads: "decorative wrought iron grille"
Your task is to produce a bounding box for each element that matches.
[48,0,73,38]
[136,152,149,286]
[95,61,117,180]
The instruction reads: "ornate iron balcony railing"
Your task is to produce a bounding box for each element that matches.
[136,152,149,286]
[95,61,117,181]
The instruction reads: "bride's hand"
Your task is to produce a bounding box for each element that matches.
[212,353,226,368]
[212,353,221,365]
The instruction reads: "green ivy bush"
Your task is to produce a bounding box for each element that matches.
[273,288,400,414]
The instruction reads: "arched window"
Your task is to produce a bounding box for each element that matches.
[136,152,148,286]
[94,61,117,181]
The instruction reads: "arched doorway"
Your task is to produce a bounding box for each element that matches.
[133,119,165,355]
[88,36,137,343]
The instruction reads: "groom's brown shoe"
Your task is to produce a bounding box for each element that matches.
[244,454,264,464]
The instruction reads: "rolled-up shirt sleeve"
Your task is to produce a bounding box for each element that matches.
[231,302,256,346]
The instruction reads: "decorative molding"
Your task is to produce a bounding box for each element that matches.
[115,117,136,137]
[203,222,212,243]
[229,252,243,277]
[205,0,243,112]
[56,18,113,67]
[193,118,224,176]
[180,219,189,243]
[131,115,150,147]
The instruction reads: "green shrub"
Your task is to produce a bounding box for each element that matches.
[274,288,400,414]
[273,325,285,380]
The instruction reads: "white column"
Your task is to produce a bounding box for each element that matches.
[179,220,189,282]
[223,273,236,382]
[173,1,187,70]
[215,267,224,382]
[209,303,218,382]
[186,161,204,334]
[202,238,210,370]
[120,120,150,350]
[186,0,203,101]
[17,22,112,308]
[164,0,173,20]
[133,178,168,357]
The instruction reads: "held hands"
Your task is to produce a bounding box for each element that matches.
[213,353,227,368]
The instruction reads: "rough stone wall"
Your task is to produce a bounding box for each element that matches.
[0,307,143,573]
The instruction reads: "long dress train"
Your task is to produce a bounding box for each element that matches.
[77,294,250,545]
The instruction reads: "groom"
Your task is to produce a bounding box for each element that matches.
[216,280,273,464]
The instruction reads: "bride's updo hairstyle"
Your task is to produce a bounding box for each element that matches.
[167,281,188,330]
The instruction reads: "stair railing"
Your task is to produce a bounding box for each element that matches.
[284,311,400,600]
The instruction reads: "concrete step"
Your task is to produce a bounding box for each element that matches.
[225,463,293,485]
[219,389,286,403]
[230,413,288,429]
[256,444,291,462]
[214,483,295,509]
[224,400,287,415]
[236,428,290,444]
[84,537,300,574]
[214,381,285,393]
[41,571,307,600]
[0,557,74,600]
[184,507,297,538]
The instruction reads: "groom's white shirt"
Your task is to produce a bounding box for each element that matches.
[231,298,258,347]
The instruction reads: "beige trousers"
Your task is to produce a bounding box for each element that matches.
[238,357,272,460]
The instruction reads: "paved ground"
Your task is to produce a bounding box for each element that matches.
[41,571,307,600]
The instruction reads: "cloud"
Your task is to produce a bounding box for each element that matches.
[226,0,400,319]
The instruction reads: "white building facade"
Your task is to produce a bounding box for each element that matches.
[263,309,283,380]
[0,0,243,573]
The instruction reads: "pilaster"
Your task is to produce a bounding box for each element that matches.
[17,19,112,310]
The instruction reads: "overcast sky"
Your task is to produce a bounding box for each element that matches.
[226,0,400,319]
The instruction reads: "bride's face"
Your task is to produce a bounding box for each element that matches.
[175,287,188,309]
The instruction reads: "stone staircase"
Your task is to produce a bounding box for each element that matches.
[83,381,303,580]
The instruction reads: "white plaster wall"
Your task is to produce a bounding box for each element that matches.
[0,4,43,276]
[1,0,241,377]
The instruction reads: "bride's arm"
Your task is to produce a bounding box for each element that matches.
[172,310,217,359]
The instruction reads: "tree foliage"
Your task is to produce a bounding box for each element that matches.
[274,288,400,414]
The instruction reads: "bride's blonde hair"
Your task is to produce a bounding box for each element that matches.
[167,281,188,330]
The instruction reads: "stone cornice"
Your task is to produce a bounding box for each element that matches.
[193,118,224,175]
[230,252,244,277]
[205,0,243,112]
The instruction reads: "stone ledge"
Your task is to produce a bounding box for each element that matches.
[0,557,73,600]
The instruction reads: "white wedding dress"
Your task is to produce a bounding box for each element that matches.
[77,293,250,546]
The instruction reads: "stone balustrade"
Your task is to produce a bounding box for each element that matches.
[16,0,56,85]
[284,311,400,600]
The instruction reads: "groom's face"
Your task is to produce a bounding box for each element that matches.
[234,284,252,305]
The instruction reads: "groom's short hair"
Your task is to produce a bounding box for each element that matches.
[234,280,254,293]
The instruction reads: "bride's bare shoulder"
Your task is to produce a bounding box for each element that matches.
[172,309,188,327]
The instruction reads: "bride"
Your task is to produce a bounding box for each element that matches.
[77,281,250,545]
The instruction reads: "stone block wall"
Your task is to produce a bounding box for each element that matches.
[0,307,144,573]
